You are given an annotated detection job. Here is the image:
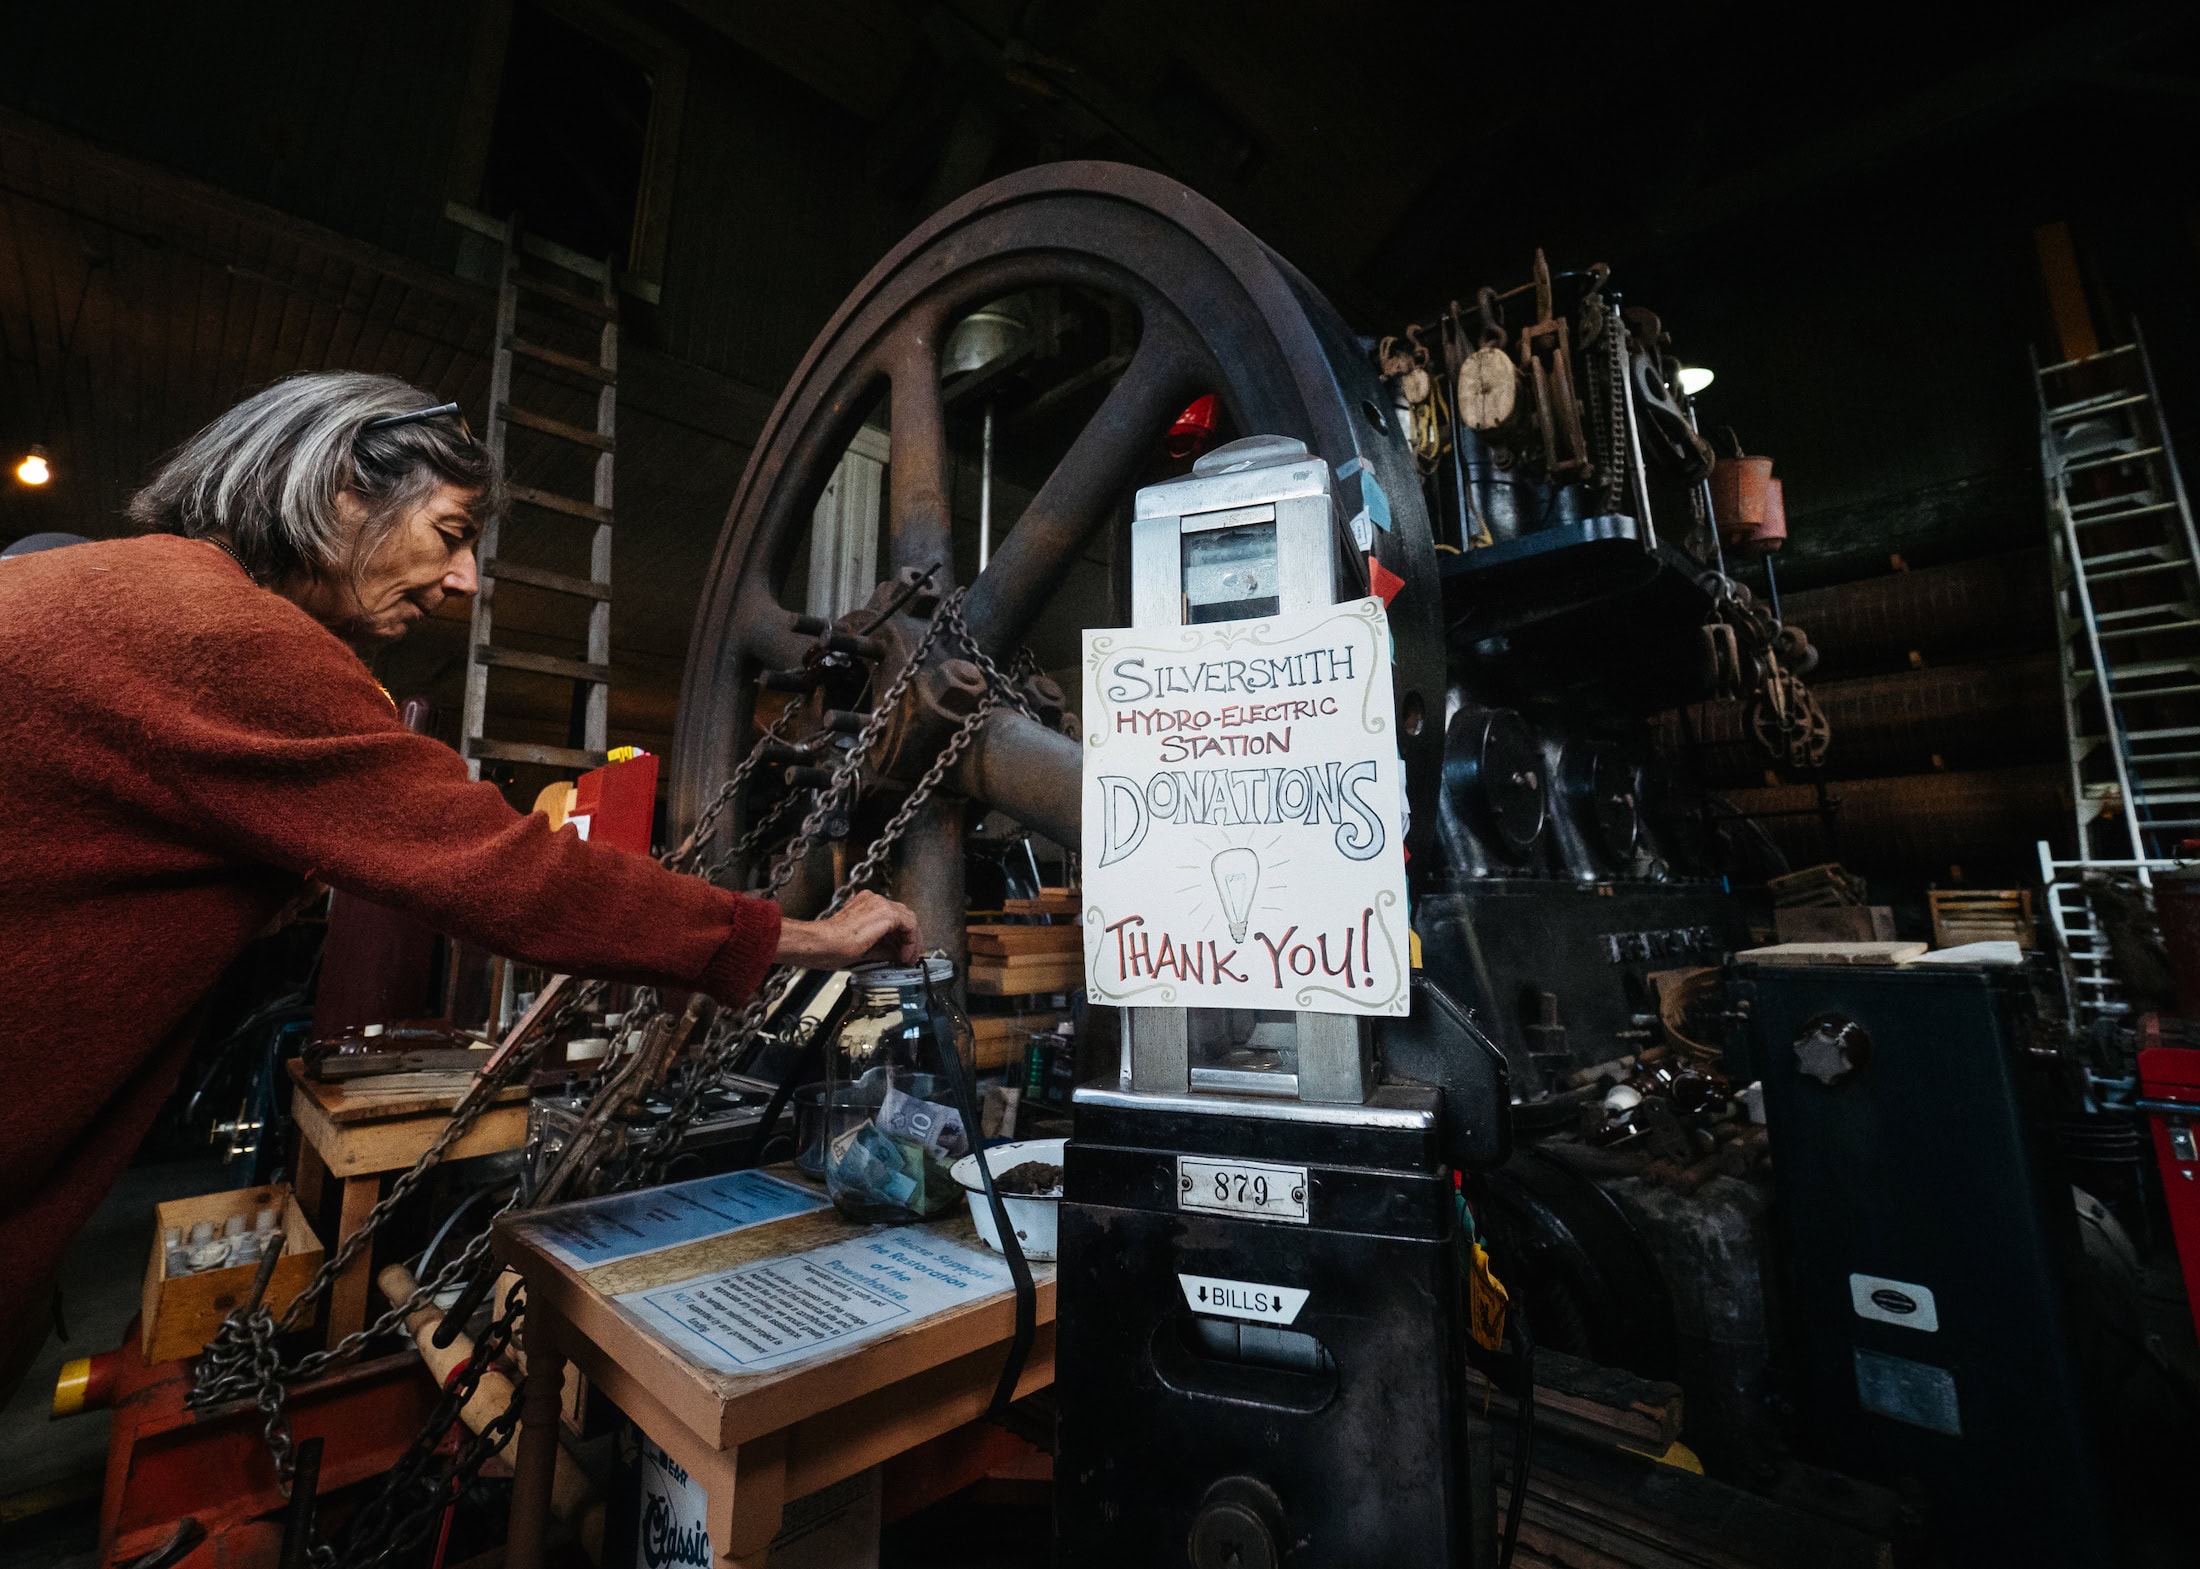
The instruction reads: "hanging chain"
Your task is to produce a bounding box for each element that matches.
[323,1280,531,1569]
[199,575,1042,1538]
[677,702,803,878]
[628,584,1009,1183]
[187,984,592,1425]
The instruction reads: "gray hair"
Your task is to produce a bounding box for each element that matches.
[127,371,501,585]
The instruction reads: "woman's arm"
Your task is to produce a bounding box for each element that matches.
[135,601,919,1001]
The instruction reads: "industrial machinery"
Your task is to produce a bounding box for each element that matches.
[1738,959,2115,1565]
[664,163,1825,1561]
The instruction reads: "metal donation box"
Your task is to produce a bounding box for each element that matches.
[1056,435,1477,1568]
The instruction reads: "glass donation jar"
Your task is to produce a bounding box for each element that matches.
[823,957,974,1222]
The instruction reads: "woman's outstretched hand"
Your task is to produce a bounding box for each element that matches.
[773,889,923,970]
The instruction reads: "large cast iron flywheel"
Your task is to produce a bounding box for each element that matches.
[671,161,1445,956]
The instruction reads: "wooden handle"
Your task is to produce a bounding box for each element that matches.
[377,1264,601,1548]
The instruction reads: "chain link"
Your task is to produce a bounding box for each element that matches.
[199,576,1042,1539]
[326,1279,530,1569]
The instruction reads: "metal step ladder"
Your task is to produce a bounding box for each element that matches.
[460,215,619,779]
[2036,844,2175,1028]
[2038,320,2200,864]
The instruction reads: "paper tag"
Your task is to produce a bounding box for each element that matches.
[1361,470,1393,531]
[1177,1272,1310,1325]
[1468,1241,1510,1351]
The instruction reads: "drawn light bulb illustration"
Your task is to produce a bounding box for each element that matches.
[1210,846,1262,944]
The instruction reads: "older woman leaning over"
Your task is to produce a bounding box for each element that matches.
[0,371,919,1385]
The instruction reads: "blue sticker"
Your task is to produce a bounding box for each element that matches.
[1362,470,1393,531]
[1336,456,1366,481]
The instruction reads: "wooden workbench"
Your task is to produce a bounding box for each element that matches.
[495,1174,1057,1569]
[289,1058,530,1346]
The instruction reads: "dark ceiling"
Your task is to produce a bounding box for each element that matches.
[685,0,2195,321]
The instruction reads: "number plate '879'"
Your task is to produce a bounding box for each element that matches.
[1176,1157,1310,1224]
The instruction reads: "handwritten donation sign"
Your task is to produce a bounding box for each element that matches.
[1081,595,1410,1017]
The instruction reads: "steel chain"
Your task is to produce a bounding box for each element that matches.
[188,986,587,1415]
[325,1280,529,1569]
[199,576,1039,1532]
[676,703,803,877]
[629,584,1020,1181]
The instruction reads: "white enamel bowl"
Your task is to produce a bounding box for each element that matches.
[949,1137,1068,1261]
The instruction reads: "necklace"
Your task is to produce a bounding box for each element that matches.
[204,536,255,580]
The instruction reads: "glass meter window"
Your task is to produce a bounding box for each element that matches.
[1181,520,1280,624]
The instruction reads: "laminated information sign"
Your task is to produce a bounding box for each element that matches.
[528,1169,826,1270]
[617,1227,1010,1375]
[1081,595,1410,1017]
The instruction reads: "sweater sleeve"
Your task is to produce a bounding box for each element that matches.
[136,598,780,1006]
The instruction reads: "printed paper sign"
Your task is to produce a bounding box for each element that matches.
[618,1227,1010,1375]
[1081,595,1410,1016]
[527,1169,827,1270]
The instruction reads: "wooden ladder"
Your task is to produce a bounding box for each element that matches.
[461,215,619,779]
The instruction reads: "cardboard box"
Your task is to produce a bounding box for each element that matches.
[142,1183,322,1365]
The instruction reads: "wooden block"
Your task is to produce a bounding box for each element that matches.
[1732,941,1926,967]
[1002,888,1080,916]
[972,949,1085,971]
[144,1184,323,1364]
[1463,1349,1683,1448]
[968,925,1082,957]
[969,960,1084,996]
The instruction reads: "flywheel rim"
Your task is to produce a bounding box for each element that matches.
[672,161,1444,936]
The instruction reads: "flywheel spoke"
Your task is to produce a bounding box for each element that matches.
[887,312,953,580]
[961,328,1205,655]
[739,588,812,672]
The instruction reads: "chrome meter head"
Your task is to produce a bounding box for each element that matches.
[1131,434,1339,625]
[1114,434,1374,1108]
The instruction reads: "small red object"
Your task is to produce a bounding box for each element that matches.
[1166,394,1218,459]
[2140,1033,2200,1348]
[1368,555,1405,607]
[569,751,659,855]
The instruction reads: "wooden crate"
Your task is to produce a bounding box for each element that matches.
[1928,888,2034,949]
[142,1183,322,1364]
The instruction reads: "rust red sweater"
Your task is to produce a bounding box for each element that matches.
[0,535,780,1354]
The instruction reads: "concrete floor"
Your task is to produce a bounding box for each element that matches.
[0,1157,236,1565]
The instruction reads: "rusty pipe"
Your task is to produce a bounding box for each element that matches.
[955,706,1082,846]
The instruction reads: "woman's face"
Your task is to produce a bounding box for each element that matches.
[289,481,482,643]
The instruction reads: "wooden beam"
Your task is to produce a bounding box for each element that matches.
[2034,220,2100,364]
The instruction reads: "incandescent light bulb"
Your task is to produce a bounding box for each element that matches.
[1210,846,1262,944]
[14,448,50,486]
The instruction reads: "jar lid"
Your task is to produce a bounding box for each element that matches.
[850,956,956,988]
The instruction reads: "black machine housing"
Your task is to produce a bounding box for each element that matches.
[1055,1084,1468,1568]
